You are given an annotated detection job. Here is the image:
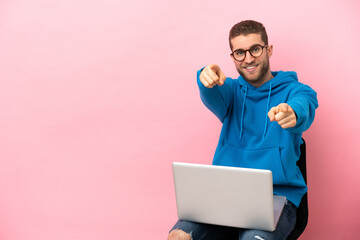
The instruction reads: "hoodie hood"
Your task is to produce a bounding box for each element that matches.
[237,71,299,91]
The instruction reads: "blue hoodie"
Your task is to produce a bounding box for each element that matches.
[197,69,318,207]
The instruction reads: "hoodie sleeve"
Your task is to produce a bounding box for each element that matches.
[197,68,234,122]
[287,83,318,133]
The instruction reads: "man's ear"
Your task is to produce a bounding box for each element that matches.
[267,45,273,58]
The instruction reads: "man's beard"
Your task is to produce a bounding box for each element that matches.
[237,58,270,85]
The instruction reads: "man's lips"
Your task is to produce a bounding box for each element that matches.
[243,64,259,73]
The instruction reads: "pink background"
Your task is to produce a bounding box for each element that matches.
[0,0,359,239]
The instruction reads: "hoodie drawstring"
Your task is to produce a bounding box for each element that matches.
[239,85,247,139]
[262,82,272,140]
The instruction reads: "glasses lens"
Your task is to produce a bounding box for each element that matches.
[233,50,245,61]
[250,45,263,57]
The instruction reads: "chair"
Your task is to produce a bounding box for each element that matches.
[286,138,308,240]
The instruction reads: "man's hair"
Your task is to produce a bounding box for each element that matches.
[229,20,268,50]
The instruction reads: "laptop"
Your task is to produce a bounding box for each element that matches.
[172,162,286,232]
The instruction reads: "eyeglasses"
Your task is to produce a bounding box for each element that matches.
[231,44,268,62]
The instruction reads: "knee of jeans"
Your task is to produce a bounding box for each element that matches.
[168,229,192,240]
[253,235,266,240]
[239,230,268,240]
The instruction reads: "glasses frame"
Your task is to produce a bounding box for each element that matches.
[230,44,268,62]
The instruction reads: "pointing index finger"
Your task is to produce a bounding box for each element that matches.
[205,67,219,83]
[278,103,290,113]
[268,107,277,121]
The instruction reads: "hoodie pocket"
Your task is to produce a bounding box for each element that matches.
[213,144,288,185]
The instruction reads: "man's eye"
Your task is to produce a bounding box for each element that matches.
[235,51,244,56]
[251,46,261,52]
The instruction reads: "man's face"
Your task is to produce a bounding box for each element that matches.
[230,33,273,87]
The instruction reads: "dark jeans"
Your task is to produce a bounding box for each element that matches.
[170,200,297,240]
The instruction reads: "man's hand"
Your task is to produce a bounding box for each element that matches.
[268,103,297,129]
[199,64,226,88]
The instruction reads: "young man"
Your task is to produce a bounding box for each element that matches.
[168,20,318,240]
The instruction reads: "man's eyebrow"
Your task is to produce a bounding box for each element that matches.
[233,44,261,52]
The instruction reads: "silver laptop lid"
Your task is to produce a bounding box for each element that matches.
[172,162,286,231]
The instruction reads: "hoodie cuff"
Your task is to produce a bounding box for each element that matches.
[287,97,310,133]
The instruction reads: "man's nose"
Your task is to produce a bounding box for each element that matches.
[244,50,255,63]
